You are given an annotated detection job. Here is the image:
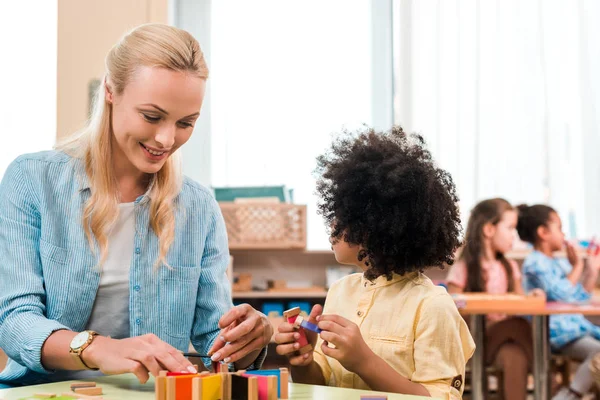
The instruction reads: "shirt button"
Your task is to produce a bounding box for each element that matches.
[135,247,141,254]
[135,318,141,325]
[357,311,363,317]
[134,285,141,291]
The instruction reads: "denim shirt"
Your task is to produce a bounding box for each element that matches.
[522,250,600,350]
[0,151,239,385]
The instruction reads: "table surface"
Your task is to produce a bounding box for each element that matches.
[0,374,433,400]
[455,294,600,315]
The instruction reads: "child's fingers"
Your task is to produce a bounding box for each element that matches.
[275,342,300,356]
[277,322,296,333]
[288,353,312,366]
[319,330,341,347]
[274,332,299,344]
[320,341,341,359]
[308,304,323,323]
[317,314,350,327]
[317,319,345,334]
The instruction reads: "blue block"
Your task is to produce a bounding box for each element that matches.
[244,369,281,397]
[300,319,322,333]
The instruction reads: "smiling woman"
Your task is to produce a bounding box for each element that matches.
[0,23,272,389]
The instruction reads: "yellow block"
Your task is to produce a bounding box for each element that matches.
[201,374,222,400]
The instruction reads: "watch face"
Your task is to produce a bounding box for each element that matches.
[71,331,90,349]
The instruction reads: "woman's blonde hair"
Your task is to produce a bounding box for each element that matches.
[56,23,209,268]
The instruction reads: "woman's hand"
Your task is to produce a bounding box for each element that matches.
[83,334,196,384]
[208,304,273,364]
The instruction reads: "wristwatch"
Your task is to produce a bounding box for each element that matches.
[69,330,99,370]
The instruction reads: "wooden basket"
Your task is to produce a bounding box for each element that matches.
[219,202,307,250]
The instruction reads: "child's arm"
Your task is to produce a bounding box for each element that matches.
[446,261,467,294]
[317,315,430,396]
[274,305,326,385]
[509,259,525,295]
[524,254,591,302]
[566,241,586,285]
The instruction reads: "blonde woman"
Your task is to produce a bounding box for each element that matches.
[0,24,272,388]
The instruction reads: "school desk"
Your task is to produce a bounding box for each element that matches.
[456,293,600,400]
[0,373,433,400]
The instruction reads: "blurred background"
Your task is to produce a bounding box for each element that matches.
[2,0,600,250]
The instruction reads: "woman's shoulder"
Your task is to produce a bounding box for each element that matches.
[179,176,219,209]
[3,150,77,185]
[11,150,72,166]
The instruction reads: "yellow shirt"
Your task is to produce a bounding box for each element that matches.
[313,271,475,400]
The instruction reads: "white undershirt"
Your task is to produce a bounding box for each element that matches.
[55,203,135,381]
[86,202,136,339]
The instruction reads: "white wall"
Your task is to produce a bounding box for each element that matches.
[0,1,57,177]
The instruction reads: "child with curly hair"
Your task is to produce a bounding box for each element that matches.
[274,126,475,398]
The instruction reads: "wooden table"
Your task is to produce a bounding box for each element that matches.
[0,373,432,400]
[456,294,600,400]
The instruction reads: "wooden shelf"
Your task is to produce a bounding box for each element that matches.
[230,249,334,255]
[232,290,328,299]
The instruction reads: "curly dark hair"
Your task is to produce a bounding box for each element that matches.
[315,126,462,280]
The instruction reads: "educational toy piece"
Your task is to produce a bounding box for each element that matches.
[292,315,321,334]
[73,387,102,396]
[283,307,312,354]
[360,395,388,400]
[231,374,258,400]
[70,383,96,390]
[154,368,288,400]
[243,368,289,399]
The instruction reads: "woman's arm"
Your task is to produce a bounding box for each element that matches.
[0,159,71,374]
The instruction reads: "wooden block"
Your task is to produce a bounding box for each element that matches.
[279,368,289,399]
[70,383,96,390]
[298,344,312,355]
[201,374,222,400]
[266,376,277,400]
[60,394,81,399]
[166,376,177,400]
[33,394,56,398]
[283,307,300,319]
[159,370,168,377]
[360,396,388,400]
[155,375,167,400]
[62,393,103,400]
[174,375,196,400]
[73,388,102,396]
[247,376,258,400]
[231,374,249,400]
[220,372,232,400]
[192,377,202,400]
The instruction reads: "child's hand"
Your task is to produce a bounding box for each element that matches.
[566,241,584,269]
[317,314,374,374]
[274,304,322,367]
[587,251,600,274]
